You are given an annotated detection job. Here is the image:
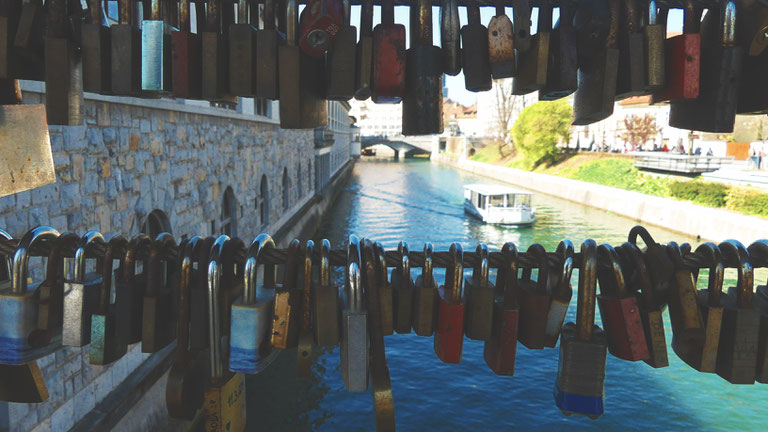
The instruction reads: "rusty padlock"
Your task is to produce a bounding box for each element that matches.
[82,0,111,94]
[297,240,315,379]
[433,243,465,364]
[488,0,516,79]
[483,242,520,376]
[513,0,532,52]
[667,242,707,366]
[540,4,578,101]
[45,0,84,125]
[512,1,550,95]
[172,0,202,99]
[327,0,357,100]
[299,0,343,57]
[440,0,460,76]
[517,244,550,350]
[461,0,492,92]
[256,0,282,100]
[111,0,142,96]
[615,0,646,99]
[354,0,373,100]
[202,0,233,102]
[642,0,665,94]
[651,1,700,103]
[228,0,257,96]
[371,0,404,103]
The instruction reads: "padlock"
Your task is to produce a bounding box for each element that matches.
[0,1,22,78]
[172,0,202,99]
[255,0,282,100]
[340,235,368,392]
[115,235,151,346]
[539,4,577,100]
[464,243,495,341]
[0,226,61,365]
[90,236,129,366]
[299,0,343,57]
[596,243,649,361]
[35,232,74,335]
[736,3,768,113]
[628,225,674,305]
[297,240,315,379]
[487,0,515,79]
[620,242,668,368]
[327,0,357,100]
[279,0,328,129]
[440,0,460,76]
[0,229,49,403]
[313,239,339,346]
[517,244,550,350]
[461,0,492,92]
[667,242,707,365]
[167,237,209,420]
[374,242,394,336]
[572,0,619,125]
[669,1,743,133]
[434,242,464,364]
[271,239,302,349]
[190,236,215,353]
[676,242,724,373]
[141,233,178,353]
[512,0,532,53]
[412,242,437,337]
[715,240,759,384]
[614,0,646,99]
[228,0,256,96]
[353,0,373,100]
[651,1,700,103]
[554,239,607,419]
[402,0,443,136]
[370,0,404,103]
[13,0,45,81]
[141,0,174,95]
[747,240,768,383]
[543,240,574,347]
[45,0,84,125]
[111,0,141,96]
[484,242,520,376]
[642,0,665,94]
[0,101,56,198]
[202,0,233,102]
[81,0,111,94]
[62,231,105,347]
[360,239,396,431]
[204,237,246,432]
[391,242,413,335]
[512,1,550,95]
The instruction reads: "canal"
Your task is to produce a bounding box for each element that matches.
[247,159,767,431]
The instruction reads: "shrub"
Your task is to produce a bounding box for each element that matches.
[668,180,729,207]
[726,188,768,217]
[511,99,572,167]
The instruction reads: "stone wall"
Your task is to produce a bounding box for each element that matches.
[0,85,321,432]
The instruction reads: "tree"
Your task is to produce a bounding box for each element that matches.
[511,99,572,169]
[493,79,524,156]
[620,114,659,148]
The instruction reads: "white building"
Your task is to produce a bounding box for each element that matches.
[348,99,403,137]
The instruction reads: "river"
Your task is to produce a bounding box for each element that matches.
[246,159,767,431]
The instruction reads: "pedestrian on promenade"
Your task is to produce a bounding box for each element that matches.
[759,150,763,170]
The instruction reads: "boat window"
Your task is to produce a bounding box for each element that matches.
[513,194,531,207]
[489,195,505,207]
[477,194,484,209]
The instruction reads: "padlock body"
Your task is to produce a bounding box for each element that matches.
[299,54,329,129]
[0,361,49,403]
[255,29,282,100]
[111,25,142,96]
[37,278,63,332]
[392,270,413,334]
[461,24,492,93]
[279,45,302,128]
[228,24,256,97]
[737,51,768,114]
[81,23,111,94]
[643,24,665,93]
[115,277,145,345]
[142,293,176,353]
[433,286,464,364]
[12,1,44,81]
[90,312,128,365]
[204,374,246,432]
[689,289,723,373]
[0,104,56,197]
[540,25,577,101]
[377,278,394,336]
[45,37,83,126]
[201,32,229,101]
[597,295,649,361]
[639,305,669,368]
[166,353,208,420]
[272,290,301,349]
[371,24,405,104]
[512,33,549,95]
[487,16,515,79]
[229,295,278,374]
[483,304,518,375]
[299,0,343,57]
[141,21,173,94]
[652,34,699,103]
[412,275,437,337]
[464,277,494,341]
[402,45,443,136]
[172,31,202,99]
[669,270,706,360]
[716,295,759,384]
[572,48,619,125]
[543,297,570,348]
[0,292,60,365]
[615,32,646,99]
[190,278,209,352]
[354,36,373,100]
[313,282,339,346]
[0,14,18,78]
[327,25,358,101]
[340,310,368,392]
[62,278,102,347]
[517,287,550,349]
[755,285,768,383]
[554,323,607,418]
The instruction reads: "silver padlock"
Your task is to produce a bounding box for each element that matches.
[340,235,368,392]
[229,233,281,374]
[141,0,174,94]
[63,231,105,347]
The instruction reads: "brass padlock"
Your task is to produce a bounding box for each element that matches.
[464,243,495,341]
[374,242,394,336]
[313,239,339,346]
[172,0,202,99]
[90,236,129,366]
[391,242,413,335]
[412,243,437,337]
[142,233,178,353]
[45,0,84,125]
[354,0,373,100]
[327,0,357,100]
[297,240,315,379]
[229,0,256,97]
[256,0,282,100]
[440,0,460,76]
[0,102,56,198]
[488,0,515,79]
[82,0,111,94]
[539,4,577,101]
[512,1,550,95]
[141,0,175,96]
[111,0,142,96]
[643,0,665,94]
[667,242,706,365]
[615,0,647,99]
[461,0,492,92]
[272,239,302,349]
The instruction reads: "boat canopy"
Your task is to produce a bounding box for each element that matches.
[463,184,532,197]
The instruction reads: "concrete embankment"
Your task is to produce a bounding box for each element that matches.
[434,154,768,243]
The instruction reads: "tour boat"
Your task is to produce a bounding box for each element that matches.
[463,184,536,225]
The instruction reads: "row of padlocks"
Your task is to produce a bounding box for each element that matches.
[0,225,766,430]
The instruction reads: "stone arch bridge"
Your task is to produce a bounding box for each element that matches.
[360,135,435,158]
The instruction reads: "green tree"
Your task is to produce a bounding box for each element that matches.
[511,99,571,169]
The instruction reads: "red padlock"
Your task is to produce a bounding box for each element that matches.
[433,243,465,364]
[517,244,550,350]
[651,1,700,102]
[484,242,520,375]
[371,0,405,103]
[597,244,650,362]
[299,0,343,57]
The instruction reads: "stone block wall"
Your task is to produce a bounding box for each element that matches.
[0,87,318,432]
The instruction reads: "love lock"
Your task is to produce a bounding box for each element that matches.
[461,0,492,92]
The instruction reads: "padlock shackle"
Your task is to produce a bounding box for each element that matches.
[145,0,161,21]
[606,0,619,49]
[178,0,190,31]
[375,242,388,287]
[208,235,229,379]
[446,242,464,303]
[46,0,68,38]
[263,0,276,30]
[360,0,374,35]
[99,236,128,315]
[380,0,393,26]
[285,0,298,45]
[522,244,549,296]
[176,236,200,360]
[620,242,657,307]
[621,0,638,34]
[494,0,505,17]
[472,243,489,290]
[597,243,628,298]
[537,1,552,34]
[320,239,331,286]
[145,233,177,296]
[411,0,432,47]
[694,242,725,306]
[747,240,768,283]
[236,0,247,24]
[124,234,152,280]
[576,239,598,342]
[73,231,105,283]
[628,225,659,249]
[500,242,519,309]
[551,240,574,300]
[512,0,532,44]
[206,0,220,33]
[722,0,736,46]
[194,0,206,32]
[346,235,364,312]
[422,242,434,289]
[0,229,12,281]
[398,242,410,281]
[718,240,753,309]
[87,0,103,24]
[12,226,60,295]
[301,240,314,330]
[466,0,480,25]
[243,233,276,304]
[682,0,701,34]
[667,242,687,270]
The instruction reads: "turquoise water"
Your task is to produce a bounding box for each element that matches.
[246,159,767,431]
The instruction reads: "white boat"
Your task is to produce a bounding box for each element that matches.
[463,184,536,225]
